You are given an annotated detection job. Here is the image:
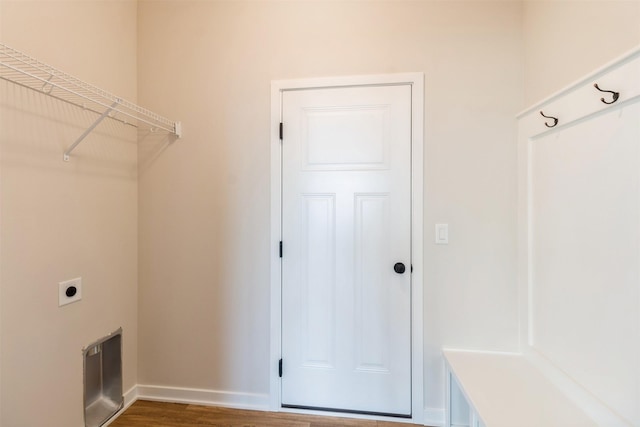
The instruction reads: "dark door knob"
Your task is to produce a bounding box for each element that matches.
[394,262,406,274]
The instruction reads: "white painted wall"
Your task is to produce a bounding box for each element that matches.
[0,4,4,422]
[517,49,640,426]
[532,104,639,425]
[0,2,138,426]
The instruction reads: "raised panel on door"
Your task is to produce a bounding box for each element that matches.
[300,194,336,369]
[354,194,391,373]
[281,84,411,416]
[303,105,390,170]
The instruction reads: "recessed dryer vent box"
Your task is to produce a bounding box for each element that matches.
[83,328,123,427]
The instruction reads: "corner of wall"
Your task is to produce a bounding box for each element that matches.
[0,2,139,425]
[522,0,640,106]
[0,1,5,422]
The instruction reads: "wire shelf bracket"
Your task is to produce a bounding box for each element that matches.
[0,42,182,161]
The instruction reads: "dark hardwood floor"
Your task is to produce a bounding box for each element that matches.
[109,400,423,427]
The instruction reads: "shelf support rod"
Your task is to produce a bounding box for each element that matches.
[64,99,120,161]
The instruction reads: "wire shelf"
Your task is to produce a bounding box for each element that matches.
[0,42,181,160]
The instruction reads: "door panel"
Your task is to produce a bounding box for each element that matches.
[303,105,390,170]
[355,194,390,373]
[281,84,411,416]
[301,194,335,369]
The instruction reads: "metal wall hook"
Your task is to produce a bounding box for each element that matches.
[539,110,558,128]
[593,83,619,104]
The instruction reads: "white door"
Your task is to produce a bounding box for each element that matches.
[280,84,412,416]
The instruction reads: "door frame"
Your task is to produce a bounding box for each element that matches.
[270,73,424,424]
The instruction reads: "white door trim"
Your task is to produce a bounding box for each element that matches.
[270,73,424,424]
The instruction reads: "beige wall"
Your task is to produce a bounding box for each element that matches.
[0,1,138,426]
[523,0,640,106]
[136,0,523,415]
[1,1,637,425]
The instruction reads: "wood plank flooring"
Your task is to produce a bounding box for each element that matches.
[109,400,423,427]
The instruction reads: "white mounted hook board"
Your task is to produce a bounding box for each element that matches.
[0,42,182,161]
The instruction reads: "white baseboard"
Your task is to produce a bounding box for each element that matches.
[423,407,445,427]
[101,385,440,427]
[123,385,139,408]
[136,384,270,411]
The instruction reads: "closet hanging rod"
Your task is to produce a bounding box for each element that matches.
[0,59,176,134]
[0,43,179,132]
[4,76,135,128]
[0,42,181,160]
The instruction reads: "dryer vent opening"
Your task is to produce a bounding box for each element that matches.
[83,328,123,427]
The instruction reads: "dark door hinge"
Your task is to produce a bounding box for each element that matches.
[279,241,283,258]
[279,359,283,377]
[279,122,283,140]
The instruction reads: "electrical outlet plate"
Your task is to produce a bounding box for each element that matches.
[59,277,82,307]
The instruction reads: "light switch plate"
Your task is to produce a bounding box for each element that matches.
[435,224,449,244]
[59,277,82,306]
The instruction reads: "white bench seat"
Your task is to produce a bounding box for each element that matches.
[444,350,598,427]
